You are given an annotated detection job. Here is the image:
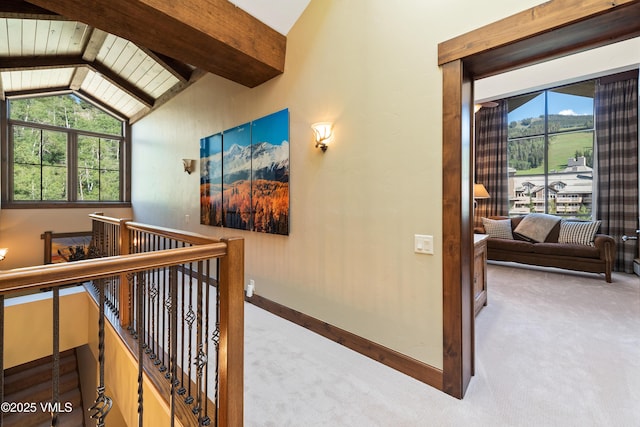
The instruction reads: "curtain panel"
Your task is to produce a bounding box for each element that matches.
[474,100,509,229]
[595,73,639,273]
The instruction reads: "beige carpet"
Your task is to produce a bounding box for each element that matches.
[244,264,640,426]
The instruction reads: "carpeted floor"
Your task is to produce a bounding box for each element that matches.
[244,264,640,427]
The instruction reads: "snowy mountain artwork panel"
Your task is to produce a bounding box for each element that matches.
[222,123,252,231]
[199,108,290,235]
[251,109,289,235]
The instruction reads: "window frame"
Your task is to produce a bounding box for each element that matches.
[506,80,595,220]
[1,96,131,209]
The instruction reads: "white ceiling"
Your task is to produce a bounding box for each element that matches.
[229,0,311,35]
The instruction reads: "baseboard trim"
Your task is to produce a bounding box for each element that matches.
[246,293,443,391]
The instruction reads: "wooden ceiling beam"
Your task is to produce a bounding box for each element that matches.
[5,86,129,120]
[69,66,89,91]
[5,87,72,98]
[140,49,193,83]
[129,69,207,124]
[0,55,155,107]
[0,55,86,71]
[25,0,287,88]
[82,28,109,62]
[88,62,155,107]
[0,0,63,19]
[75,89,129,121]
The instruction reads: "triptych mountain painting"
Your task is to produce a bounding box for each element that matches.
[200,108,289,235]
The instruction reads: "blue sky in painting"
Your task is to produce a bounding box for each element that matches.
[200,132,222,156]
[224,123,251,149]
[251,108,289,146]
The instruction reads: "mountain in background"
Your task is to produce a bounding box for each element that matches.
[201,141,289,184]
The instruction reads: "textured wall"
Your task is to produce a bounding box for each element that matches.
[131,0,545,369]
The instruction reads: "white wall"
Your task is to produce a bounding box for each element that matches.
[132,0,545,369]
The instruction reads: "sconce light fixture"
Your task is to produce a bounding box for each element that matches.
[0,247,8,261]
[182,159,196,174]
[311,122,333,152]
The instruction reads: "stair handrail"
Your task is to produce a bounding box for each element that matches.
[0,244,226,294]
[0,229,244,426]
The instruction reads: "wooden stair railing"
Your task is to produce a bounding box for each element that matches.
[0,216,244,427]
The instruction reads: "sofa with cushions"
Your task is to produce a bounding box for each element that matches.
[478,213,617,283]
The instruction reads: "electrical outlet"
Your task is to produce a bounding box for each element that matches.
[247,279,255,297]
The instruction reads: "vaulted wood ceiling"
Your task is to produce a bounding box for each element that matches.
[0,0,289,123]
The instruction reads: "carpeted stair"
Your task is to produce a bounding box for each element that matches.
[2,349,84,427]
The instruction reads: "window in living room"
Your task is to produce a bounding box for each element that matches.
[507,80,595,219]
[3,94,128,206]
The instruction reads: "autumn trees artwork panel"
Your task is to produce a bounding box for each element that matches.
[198,108,290,235]
[222,124,252,231]
[251,109,290,235]
[200,133,223,226]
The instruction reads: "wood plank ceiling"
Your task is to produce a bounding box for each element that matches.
[0,0,290,123]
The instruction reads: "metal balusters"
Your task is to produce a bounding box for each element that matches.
[178,251,187,398]
[51,288,60,426]
[185,263,195,405]
[161,238,169,374]
[165,267,172,379]
[149,270,158,363]
[144,269,152,357]
[87,215,238,426]
[154,237,162,367]
[212,260,221,427]
[136,272,145,427]
[105,278,117,316]
[169,266,179,427]
[89,279,113,426]
[194,261,206,421]
[0,215,244,427]
[202,260,211,425]
[90,218,105,258]
[127,274,136,339]
[115,276,120,317]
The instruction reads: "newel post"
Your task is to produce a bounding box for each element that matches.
[218,237,244,427]
[119,218,131,327]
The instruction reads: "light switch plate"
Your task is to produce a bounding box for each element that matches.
[415,234,434,254]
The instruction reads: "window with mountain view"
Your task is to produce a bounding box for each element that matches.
[6,94,126,205]
[507,80,595,219]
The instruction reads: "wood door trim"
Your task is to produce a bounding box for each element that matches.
[439,0,640,399]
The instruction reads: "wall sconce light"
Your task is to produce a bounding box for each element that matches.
[0,248,8,261]
[311,122,333,152]
[182,159,196,174]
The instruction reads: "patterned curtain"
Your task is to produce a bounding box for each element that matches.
[595,73,639,273]
[474,100,509,229]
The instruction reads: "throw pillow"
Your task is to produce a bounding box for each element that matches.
[513,213,561,243]
[558,220,601,246]
[481,217,513,240]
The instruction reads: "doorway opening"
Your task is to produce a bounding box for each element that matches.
[438,1,640,399]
